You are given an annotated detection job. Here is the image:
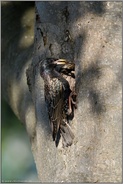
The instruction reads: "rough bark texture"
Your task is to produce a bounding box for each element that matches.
[2,2,122,182]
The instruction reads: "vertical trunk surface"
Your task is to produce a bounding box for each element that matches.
[2,2,122,182]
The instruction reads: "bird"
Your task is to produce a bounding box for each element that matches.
[40,58,76,147]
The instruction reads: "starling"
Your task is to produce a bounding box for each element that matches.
[40,58,76,147]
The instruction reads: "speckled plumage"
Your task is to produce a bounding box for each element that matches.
[40,58,76,147]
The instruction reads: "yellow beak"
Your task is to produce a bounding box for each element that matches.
[53,59,68,65]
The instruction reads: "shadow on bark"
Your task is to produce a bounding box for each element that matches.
[2,1,122,182]
[79,61,106,115]
[2,1,107,136]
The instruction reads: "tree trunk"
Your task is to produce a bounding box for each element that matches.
[2,1,122,182]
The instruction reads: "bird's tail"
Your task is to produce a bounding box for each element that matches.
[60,121,74,147]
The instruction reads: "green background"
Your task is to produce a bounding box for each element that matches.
[1,98,39,182]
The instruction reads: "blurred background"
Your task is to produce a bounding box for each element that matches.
[1,98,39,182]
[1,1,39,182]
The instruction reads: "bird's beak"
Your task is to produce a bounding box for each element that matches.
[53,59,67,65]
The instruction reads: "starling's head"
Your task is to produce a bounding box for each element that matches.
[40,58,56,75]
[40,58,68,76]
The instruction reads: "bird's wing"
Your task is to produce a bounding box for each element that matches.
[45,77,64,141]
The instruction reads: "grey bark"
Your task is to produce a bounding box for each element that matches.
[2,1,122,182]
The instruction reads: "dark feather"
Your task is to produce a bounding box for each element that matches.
[40,58,76,147]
